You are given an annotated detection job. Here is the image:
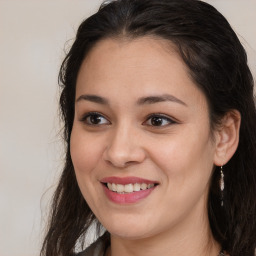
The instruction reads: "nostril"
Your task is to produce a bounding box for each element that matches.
[104,159,132,168]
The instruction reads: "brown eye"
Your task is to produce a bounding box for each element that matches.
[151,117,164,126]
[144,115,175,127]
[81,113,110,125]
[89,115,102,124]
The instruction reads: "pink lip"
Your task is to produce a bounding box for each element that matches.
[100,176,158,204]
[100,176,158,185]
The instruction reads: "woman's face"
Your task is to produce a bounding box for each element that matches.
[70,37,218,239]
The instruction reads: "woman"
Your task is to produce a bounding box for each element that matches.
[41,0,256,256]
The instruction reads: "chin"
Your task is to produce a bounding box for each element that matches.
[101,216,159,240]
[108,228,152,240]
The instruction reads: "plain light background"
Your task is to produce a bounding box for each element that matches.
[0,1,255,256]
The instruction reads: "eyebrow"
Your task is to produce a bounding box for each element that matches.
[137,94,187,106]
[76,93,187,106]
[76,94,109,105]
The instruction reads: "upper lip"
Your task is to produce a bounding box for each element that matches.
[100,176,159,185]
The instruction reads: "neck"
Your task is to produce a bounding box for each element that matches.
[107,197,221,256]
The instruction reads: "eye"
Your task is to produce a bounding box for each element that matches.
[144,114,176,127]
[80,112,110,125]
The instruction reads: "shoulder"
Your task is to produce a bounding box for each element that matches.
[75,232,110,256]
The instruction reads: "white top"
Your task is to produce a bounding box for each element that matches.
[76,233,110,256]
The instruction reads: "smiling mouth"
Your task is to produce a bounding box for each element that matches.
[103,182,158,194]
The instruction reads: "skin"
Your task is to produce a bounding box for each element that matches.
[70,37,240,256]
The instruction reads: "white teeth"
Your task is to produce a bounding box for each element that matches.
[134,183,141,192]
[147,183,154,189]
[141,183,147,190]
[124,184,133,193]
[112,183,117,192]
[116,184,124,193]
[107,183,112,190]
[106,182,155,193]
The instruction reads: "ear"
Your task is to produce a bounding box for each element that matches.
[214,110,241,166]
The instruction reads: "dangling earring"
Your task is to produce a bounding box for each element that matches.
[220,166,224,206]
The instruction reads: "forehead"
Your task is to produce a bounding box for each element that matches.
[79,37,183,81]
[76,37,207,109]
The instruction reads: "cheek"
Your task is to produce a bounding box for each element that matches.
[148,134,215,225]
[149,127,215,191]
[70,126,106,211]
[70,126,103,179]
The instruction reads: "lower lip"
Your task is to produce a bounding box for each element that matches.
[102,184,156,204]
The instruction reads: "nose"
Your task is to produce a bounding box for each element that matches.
[103,124,146,168]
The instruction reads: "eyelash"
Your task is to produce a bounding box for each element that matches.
[80,112,177,127]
